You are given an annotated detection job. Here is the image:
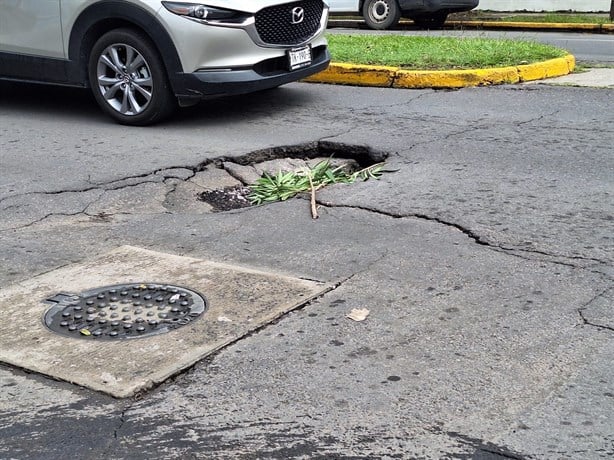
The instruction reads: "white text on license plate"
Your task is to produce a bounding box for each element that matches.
[288,46,312,70]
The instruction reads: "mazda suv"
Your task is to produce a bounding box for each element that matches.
[0,0,330,125]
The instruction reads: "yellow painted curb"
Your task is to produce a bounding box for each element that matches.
[302,62,396,86]
[394,66,519,88]
[498,21,600,31]
[517,55,576,82]
[603,24,614,32]
[304,54,576,89]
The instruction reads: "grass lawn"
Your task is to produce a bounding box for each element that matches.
[498,14,612,24]
[326,34,568,70]
[457,12,613,24]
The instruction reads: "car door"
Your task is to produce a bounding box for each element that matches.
[327,0,360,13]
[0,0,64,57]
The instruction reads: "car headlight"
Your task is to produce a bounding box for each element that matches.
[162,2,249,22]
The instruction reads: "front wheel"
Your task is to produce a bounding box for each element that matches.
[88,28,176,126]
[362,0,401,30]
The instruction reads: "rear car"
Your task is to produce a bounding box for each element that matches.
[328,0,479,30]
[0,0,330,125]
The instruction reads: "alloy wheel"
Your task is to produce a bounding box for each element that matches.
[96,44,153,116]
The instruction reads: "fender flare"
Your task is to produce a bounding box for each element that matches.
[67,1,183,90]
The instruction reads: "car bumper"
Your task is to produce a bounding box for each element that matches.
[399,0,479,13]
[171,45,330,103]
[422,0,479,11]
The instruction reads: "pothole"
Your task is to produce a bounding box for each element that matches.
[195,142,389,212]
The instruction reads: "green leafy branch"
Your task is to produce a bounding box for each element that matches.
[248,159,386,218]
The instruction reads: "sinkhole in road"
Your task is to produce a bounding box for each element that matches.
[196,141,389,212]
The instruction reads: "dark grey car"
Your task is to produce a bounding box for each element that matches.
[328,0,479,29]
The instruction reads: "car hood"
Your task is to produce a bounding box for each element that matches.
[194,0,325,14]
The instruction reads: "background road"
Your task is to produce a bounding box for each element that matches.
[1,52,613,458]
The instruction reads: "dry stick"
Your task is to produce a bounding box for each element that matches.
[307,163,385,219]
[307,172,319,219]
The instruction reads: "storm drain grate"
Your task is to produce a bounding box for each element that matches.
[43,283,207,340]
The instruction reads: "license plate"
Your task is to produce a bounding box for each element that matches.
[288,46,312,70]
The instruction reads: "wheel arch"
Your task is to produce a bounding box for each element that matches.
[359,0,404,9]
[67,1,182,90]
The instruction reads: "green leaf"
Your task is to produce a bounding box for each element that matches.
[248,160,390,208]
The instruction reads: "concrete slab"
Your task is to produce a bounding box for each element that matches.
[540,68,614,88]
[0,246,330,398]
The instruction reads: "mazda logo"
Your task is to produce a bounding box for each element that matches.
[291,7,304,24]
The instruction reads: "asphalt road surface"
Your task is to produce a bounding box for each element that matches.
[0,70,613,459]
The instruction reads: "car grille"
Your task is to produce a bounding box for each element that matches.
[255,0,324,46]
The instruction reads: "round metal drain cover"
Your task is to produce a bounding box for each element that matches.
[43,283,207,340]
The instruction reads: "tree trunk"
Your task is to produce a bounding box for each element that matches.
[610,0,614,21]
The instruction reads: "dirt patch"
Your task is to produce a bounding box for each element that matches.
[198,185,252,212]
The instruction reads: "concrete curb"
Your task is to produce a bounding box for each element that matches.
[328,19,614,34]
[303,54,575,89]
[449,20,614,33]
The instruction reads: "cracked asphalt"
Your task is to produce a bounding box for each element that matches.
[0,77,613,459]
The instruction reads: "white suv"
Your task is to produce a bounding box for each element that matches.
[0,0,330,125]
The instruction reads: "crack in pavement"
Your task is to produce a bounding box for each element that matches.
[113,409,127,440]
[443,429,527,460]
[443,122,492,140]
[5,209,95,232]
[317,201,611,274]
[0,170,191,231]
[517,109,561,126]
[4,173,609,280]
[3,144,610,279]
[577,288,614,332]
[355,91,432,111]
[1,141,386,224]
[0,166,199,206]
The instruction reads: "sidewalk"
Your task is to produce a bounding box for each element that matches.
[538,67,614,88]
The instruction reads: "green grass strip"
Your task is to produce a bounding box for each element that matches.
[327,34,568,70]
[495,14,612,24]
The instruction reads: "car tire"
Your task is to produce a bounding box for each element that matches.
[411,13,448,29]
[362,0,401,30]
[88,28,176,126]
